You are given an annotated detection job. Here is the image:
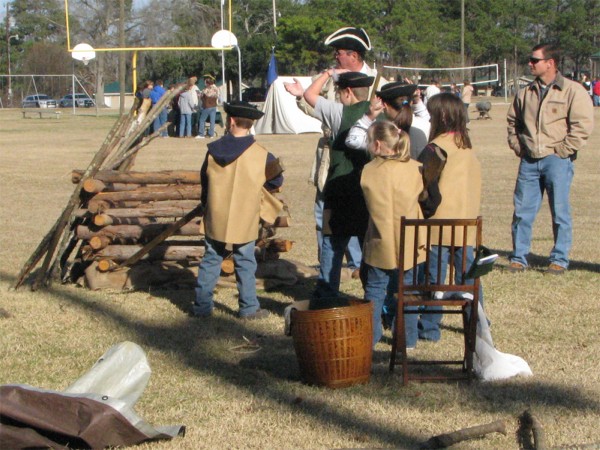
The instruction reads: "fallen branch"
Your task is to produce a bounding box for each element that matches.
[420,419,507,449]
[518,410,546,450]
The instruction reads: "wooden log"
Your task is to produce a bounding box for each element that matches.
[82,179,142,193]
[72,169,200,185]
[89,201,198,219]
[266,239,294,253]
[88,199,200,215]
[115,204,204,268]
[89,235,112,250]
[420,420,507,449]
[97,259,119,272]
[87,244,205,262]
[221,259,235,275]
[518,410,546,450]
[91,216,153,226]
[76,221,202,241]
[91,184,200,202]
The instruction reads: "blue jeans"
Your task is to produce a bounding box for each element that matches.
[593,94,599,107]
[153,107,168,137]
[314,192,361,269]
[198,107,217,137]
[510,154,574,268]
[418,245,482,341]
[314,234,362,300]
[194,237,259,317]
[179,113,192,137]
[364,265,418,347]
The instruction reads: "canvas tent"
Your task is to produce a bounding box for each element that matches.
[254,76,323,135]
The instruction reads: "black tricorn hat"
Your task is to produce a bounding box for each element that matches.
[336,72,375,89]
[324,27,371,54]
[376,82,418,101]
[223,101,264,120]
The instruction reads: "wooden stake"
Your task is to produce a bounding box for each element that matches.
[420,420,507,449]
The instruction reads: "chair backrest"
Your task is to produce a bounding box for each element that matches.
[399,216,483,296]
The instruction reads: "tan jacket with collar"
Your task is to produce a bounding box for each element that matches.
[507,71,594,159]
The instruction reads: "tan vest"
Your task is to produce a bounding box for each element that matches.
[204,143,267,244]
[429,133,482,246]
[361,157,425,270]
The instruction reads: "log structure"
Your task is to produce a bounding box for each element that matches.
[71,167,292,290]
[12,96,305,291]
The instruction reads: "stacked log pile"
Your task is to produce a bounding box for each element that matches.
[13,88,316,291]
[69,169,295,290]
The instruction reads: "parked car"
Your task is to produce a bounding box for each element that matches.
[59,93,95,108]
[22,94,58,108]
[241,87,267,103]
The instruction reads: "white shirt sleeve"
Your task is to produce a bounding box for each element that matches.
[345,114,374,150]
[412,101,430,120]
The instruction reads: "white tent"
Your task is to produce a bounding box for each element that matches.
[254,76,323,135]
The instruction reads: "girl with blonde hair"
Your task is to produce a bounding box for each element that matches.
[360,121,424,347]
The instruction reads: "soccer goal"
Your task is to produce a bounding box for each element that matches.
[384,63,500,93]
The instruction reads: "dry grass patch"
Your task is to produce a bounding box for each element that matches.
[1,105,599,449]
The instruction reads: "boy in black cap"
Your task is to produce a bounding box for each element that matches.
[289,70,374,302]
[194,101,283,320]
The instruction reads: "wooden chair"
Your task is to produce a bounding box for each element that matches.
[389,217,483,384]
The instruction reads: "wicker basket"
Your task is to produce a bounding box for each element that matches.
[291,299,373,388]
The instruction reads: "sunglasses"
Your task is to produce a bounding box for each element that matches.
[529,56,550,64]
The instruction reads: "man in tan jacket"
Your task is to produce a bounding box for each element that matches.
[507,43,594,275]
[193,101,283,319]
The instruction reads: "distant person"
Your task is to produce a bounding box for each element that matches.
[361,120,424,346]
[150,79,168,138]
[423,79,441,106]
[178,82,196,138]
[450,82,461,98]
[593,77,600,107]
[461,80,474,122]
[506,43,594,275]
[194,101,283,320]
[196,74,220,139]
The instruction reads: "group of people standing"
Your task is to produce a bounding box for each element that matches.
[284,28,593,348]
[184,26,594,348]
[136,74,221,139]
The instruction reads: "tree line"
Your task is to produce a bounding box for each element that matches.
[2,0,598,104]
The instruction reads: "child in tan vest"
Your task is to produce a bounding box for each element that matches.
[360,121,424,347]
[194,101,283,320]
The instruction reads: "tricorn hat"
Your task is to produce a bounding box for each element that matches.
[324,27,371,55]
[375,82,418,101]
[223,101,264,120]
[336,72,375,89]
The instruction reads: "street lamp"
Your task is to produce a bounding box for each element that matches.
[211,30,242,101]
[7,34,18,106]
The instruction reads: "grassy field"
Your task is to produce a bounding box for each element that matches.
[1,102,599,449]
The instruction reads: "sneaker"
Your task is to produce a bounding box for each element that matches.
[240,309,270,320]
[195,135,205,139]
[546,263,566,275]
[506,262,526,273]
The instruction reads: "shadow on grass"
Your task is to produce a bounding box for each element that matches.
[487,247,600,274]
[5,270,600,448]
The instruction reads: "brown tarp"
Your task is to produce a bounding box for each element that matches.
[0,384,184,449]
